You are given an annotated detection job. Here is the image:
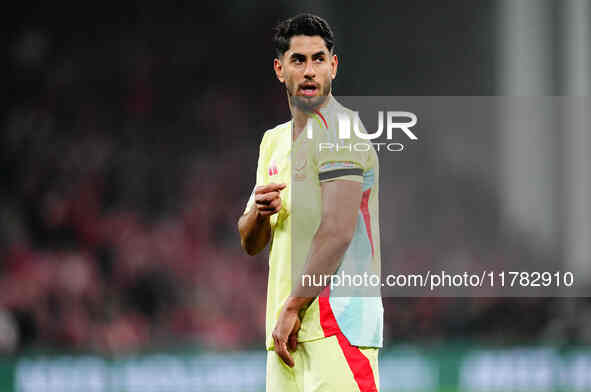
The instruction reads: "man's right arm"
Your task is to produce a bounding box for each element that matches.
[238,183,286,256]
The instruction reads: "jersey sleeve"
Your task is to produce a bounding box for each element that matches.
[243,132,267,214]
[315,112,368,183]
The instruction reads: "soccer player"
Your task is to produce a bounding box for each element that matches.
[238,14,383,392]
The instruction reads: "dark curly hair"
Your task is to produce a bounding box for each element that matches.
[273,14,335,58]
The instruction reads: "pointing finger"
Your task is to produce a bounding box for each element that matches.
[256,183,287,194]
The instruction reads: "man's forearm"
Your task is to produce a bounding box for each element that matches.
[286,222,352,311]
[238,206,272,255]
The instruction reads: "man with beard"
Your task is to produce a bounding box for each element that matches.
[238,14,382,392]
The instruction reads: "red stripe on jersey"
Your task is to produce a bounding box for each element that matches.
[335,333,379,392]
[318,287,341,337]
[360,188,374,257]
[313,110,328,129]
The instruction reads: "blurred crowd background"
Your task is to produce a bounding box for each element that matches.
[1,0,590,357]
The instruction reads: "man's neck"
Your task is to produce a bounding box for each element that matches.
[290,94,332,141]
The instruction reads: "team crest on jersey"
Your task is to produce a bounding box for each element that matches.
[294,148,307,181]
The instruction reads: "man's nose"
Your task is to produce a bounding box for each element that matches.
[304,60,315,78]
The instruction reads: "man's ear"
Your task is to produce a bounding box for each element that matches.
[330,54,338,80]
[274,58,285,83]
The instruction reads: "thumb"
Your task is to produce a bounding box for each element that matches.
[288,332,298,351]
[288,317,301,351]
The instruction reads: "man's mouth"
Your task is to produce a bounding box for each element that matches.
[299,84,319,97]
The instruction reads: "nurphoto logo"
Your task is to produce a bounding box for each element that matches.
[308,111,418,152]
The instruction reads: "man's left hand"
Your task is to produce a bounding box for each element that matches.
[272,306,301,367]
